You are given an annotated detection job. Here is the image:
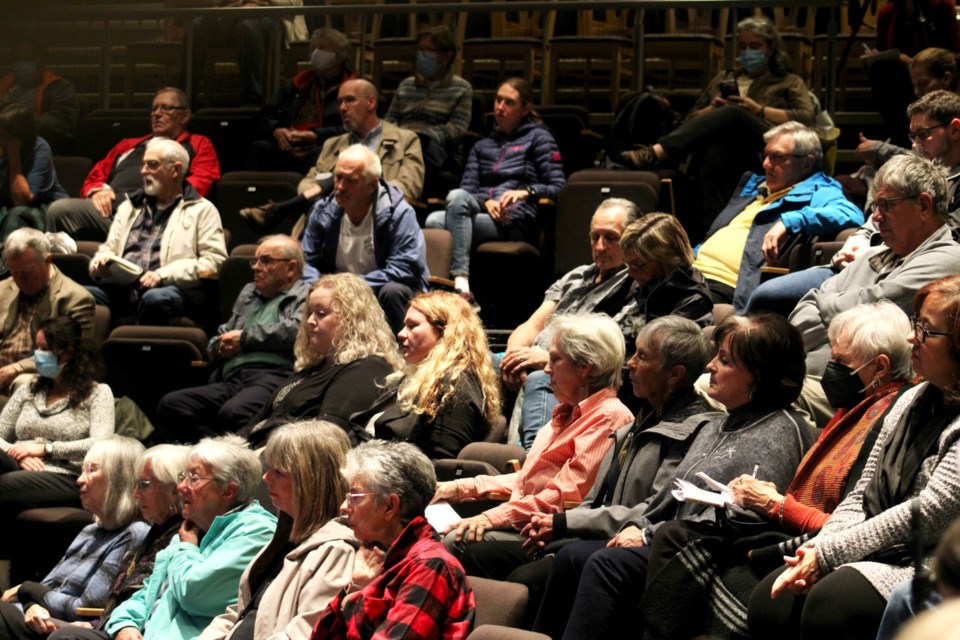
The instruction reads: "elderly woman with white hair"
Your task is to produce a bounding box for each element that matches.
[103,435,276,640]
[640,302,916,639]
[434,313,634,547]
[312,440,474,639]
[0,437,148,638]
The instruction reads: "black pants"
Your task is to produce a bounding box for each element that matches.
[461,539,555,629]
[748,564,887,640]
[0,452,81,552]
[0,601,71,640]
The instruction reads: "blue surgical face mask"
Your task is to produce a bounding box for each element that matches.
[738,49,768,74]
[416,51,440,78]
[34,350,62,379]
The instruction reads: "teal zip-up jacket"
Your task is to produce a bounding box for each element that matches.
[105,501,277,640]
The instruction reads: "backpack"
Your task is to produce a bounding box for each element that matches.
[607,90,676,159]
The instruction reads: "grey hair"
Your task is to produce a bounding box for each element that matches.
[827,301,914,381]
[137,443,191,486]
[637,316,713,388]
[337,143,382,182]
[189,434,263,506]
[342,440,436,525]
[549,313,625,392]
[146,137,191,175]
[593,198,640,227]
[736,15,791,75]
[5,227,50,259]
[310,28,353,70]
[86,436,146,530]
[906,89,960,122]
[258,234,305,277]
[874,153,950,220]
[765,121,823,170]
[155,87,190,110]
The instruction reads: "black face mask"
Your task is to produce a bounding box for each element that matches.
[821,360,869,409]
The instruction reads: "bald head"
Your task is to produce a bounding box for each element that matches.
[338,79,379,137]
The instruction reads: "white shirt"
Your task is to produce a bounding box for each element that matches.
[335,206,377,276]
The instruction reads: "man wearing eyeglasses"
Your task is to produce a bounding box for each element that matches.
[790,153,960,427]
[86,137,227,326]
[155,235,307,441]
[691,121,863,311]
[45,87,221,242]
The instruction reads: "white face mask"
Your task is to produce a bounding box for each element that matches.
[311,49,338,73]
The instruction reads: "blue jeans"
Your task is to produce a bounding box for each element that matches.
[743,265,836,316]
[876,578,942,640]
[87,284,186,325]
[425,188,502,277]
[519,369,558,450]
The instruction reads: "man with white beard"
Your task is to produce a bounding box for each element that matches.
[87,137,227,325]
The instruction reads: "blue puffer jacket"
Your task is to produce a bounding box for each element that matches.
[301,179,429,291]
[698,171,864,311]
[460,119,566,231]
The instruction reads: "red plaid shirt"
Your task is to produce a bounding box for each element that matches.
[312,516,475,640]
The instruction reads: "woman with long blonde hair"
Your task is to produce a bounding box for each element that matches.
[242,273,403,447]
[352,290,502,459]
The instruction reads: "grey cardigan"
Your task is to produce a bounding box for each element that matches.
[813,383,960,598]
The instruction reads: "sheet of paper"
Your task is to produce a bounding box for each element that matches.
[425,501,461,533]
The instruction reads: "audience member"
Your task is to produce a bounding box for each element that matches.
[0,104,66,244]
[863,0,960,149]
[384,25,473,198]
[642,302,914,639]
[103,435,277,640]
[789,153,960,426]
[461,317,714,622]
[87,137,228,326]
[533,313,815,640]
[45,87,220,242]
[749,90,960,317]
[249,28,353,172]
[0,316,113,538]
[499,199,638,449]
[0,228,94,393]
[692,121,863,311]
[199,421,357,640]
[311,440,475,639]
[621,16,816,219]
[240,78,424,231]
[241,273,403,448]
[0,437,147,638]
[351,290,502,459]
[435,314,634,549]
[748,273,960,640]
[155,235,308,441]
[425,77,566,302]
[47,444,190,640]
[0,40,80,154]
[300,144,428,333]
[191,0,308,107]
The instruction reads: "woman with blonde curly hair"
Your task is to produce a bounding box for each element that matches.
[352,291,502,459]
[241,273,403,447]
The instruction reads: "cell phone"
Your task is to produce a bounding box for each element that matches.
[719,80,739,99]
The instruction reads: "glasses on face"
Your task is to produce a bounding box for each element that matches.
[142,159,170,171]
[248,255,288,268]
[81,463,100,475]
[760,152,805,165]
[135,479,155,492]
[912,315,951,343]
[151,104,187,115]
[908,122,949,143]
[345,491,380,506]
[625,259,650,272]
[871,195,916,215]
[177,471,215,488]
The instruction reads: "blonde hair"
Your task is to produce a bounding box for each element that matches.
[388,291,502,423]
[293,274,403,372]
[619,213,695,272]
[263,421,350,542]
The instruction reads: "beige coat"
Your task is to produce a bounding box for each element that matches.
[198,518,357,640]
[93,193,227,303]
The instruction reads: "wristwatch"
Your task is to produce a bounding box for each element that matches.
[35,437,53,456]
[525,186,538,199]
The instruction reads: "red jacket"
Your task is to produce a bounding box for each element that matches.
[80,131,220,198]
